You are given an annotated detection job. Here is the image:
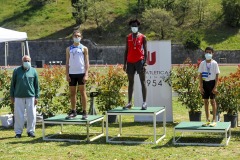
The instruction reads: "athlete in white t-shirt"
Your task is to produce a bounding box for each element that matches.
[198,47,220,127]
[65,30,89,120]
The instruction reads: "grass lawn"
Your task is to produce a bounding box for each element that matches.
[0,65,239,160]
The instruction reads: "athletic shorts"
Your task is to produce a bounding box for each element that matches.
[202,80,216,99]
[69,74,85,86]
[126,60,145,74]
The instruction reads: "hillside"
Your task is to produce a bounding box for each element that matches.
[0,0,239,50]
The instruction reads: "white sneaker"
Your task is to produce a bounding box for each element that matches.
[141,102,147,110]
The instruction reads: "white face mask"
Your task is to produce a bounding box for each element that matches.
[23,62,31,69]
[205,53,212,60]
[131,27,138,33]
[73,37,81,43]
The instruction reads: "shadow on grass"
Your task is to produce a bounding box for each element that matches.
[39,24,77,40]
[104,121,179,128]
[230,130,240,140]
[0,5,44,27]
[57,136,149,147]
[80,15,129,45]
[203,25,239,45]
[152,137,226,149]
[0,126,14,131]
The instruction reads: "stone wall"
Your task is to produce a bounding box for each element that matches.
[0,40,239,66]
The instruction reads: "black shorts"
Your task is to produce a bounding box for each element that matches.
[126,60,145,74]
[202,80,216,99]
[69,74,85,86]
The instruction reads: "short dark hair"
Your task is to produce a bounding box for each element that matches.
[205,46,214,53]
[129,19,141,26]
[72,30,81,36]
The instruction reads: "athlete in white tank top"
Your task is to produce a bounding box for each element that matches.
[65,30,89,120]
[69,44,86,74]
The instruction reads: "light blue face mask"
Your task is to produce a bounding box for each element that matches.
[73,37,81,43]
[205,53,212,60]
[23,62,31,69]
[131,27,138,33]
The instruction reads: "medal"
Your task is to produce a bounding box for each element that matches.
[132,33,138,50]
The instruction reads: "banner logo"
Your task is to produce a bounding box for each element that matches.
[147,51,156,65]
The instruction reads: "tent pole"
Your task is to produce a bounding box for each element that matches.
[25,41,30,57]
[21,42,25,56]
[5,42,8,67]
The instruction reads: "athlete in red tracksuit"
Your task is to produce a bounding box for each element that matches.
[123,19,148,110]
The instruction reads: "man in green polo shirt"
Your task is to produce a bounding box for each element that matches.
[10,55,40,138]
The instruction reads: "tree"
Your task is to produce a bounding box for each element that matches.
[71,0,88,25]
[183,30,201,50]
[142,8,177,39]
[173,0,193,26]
[222,0,240,27]
[87,1,112,34]
[196,0,207,26]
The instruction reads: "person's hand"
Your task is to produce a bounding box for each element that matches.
[10,97,14,104]
[212,87,219,95]
[83,74,88,84]
[66,75,71,82]
[34,99,38,105]
[123,65,127,72]
[142,63,147,72]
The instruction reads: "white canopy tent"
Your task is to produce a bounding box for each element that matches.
[0,27,30,66]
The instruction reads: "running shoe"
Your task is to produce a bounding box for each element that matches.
[123,103,132,110]
[65,110,77,119]
[141,102,147,110]
[82,110,88,120]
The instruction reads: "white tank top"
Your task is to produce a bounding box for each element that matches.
[69,44,85,74]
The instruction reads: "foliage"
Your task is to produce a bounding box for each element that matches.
[170,60,203,113]
[96,65,127,114]
[222,0,240,27]
[142,8,177,40]
[38,65,65,118]
[173,0,193,25]
[71,0,88,25]
[87,1,113,34]
[194,0,208,25]
[217,66,240,115]
[183,31,201,50]
[0,68,14,113]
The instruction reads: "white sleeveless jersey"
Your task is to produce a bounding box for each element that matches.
[69,44,85,74]
[198,59,220,81]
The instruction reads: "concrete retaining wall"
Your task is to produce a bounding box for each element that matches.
[0,40,239,66]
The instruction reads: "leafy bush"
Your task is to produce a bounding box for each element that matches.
[183,31,201,50]
[38,65,65,118]
[170,60,203,113]
[217,66,240,115]
[96,65,127,114]
[0,68,14,113]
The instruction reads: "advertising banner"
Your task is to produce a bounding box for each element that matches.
[134,41,173,122]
